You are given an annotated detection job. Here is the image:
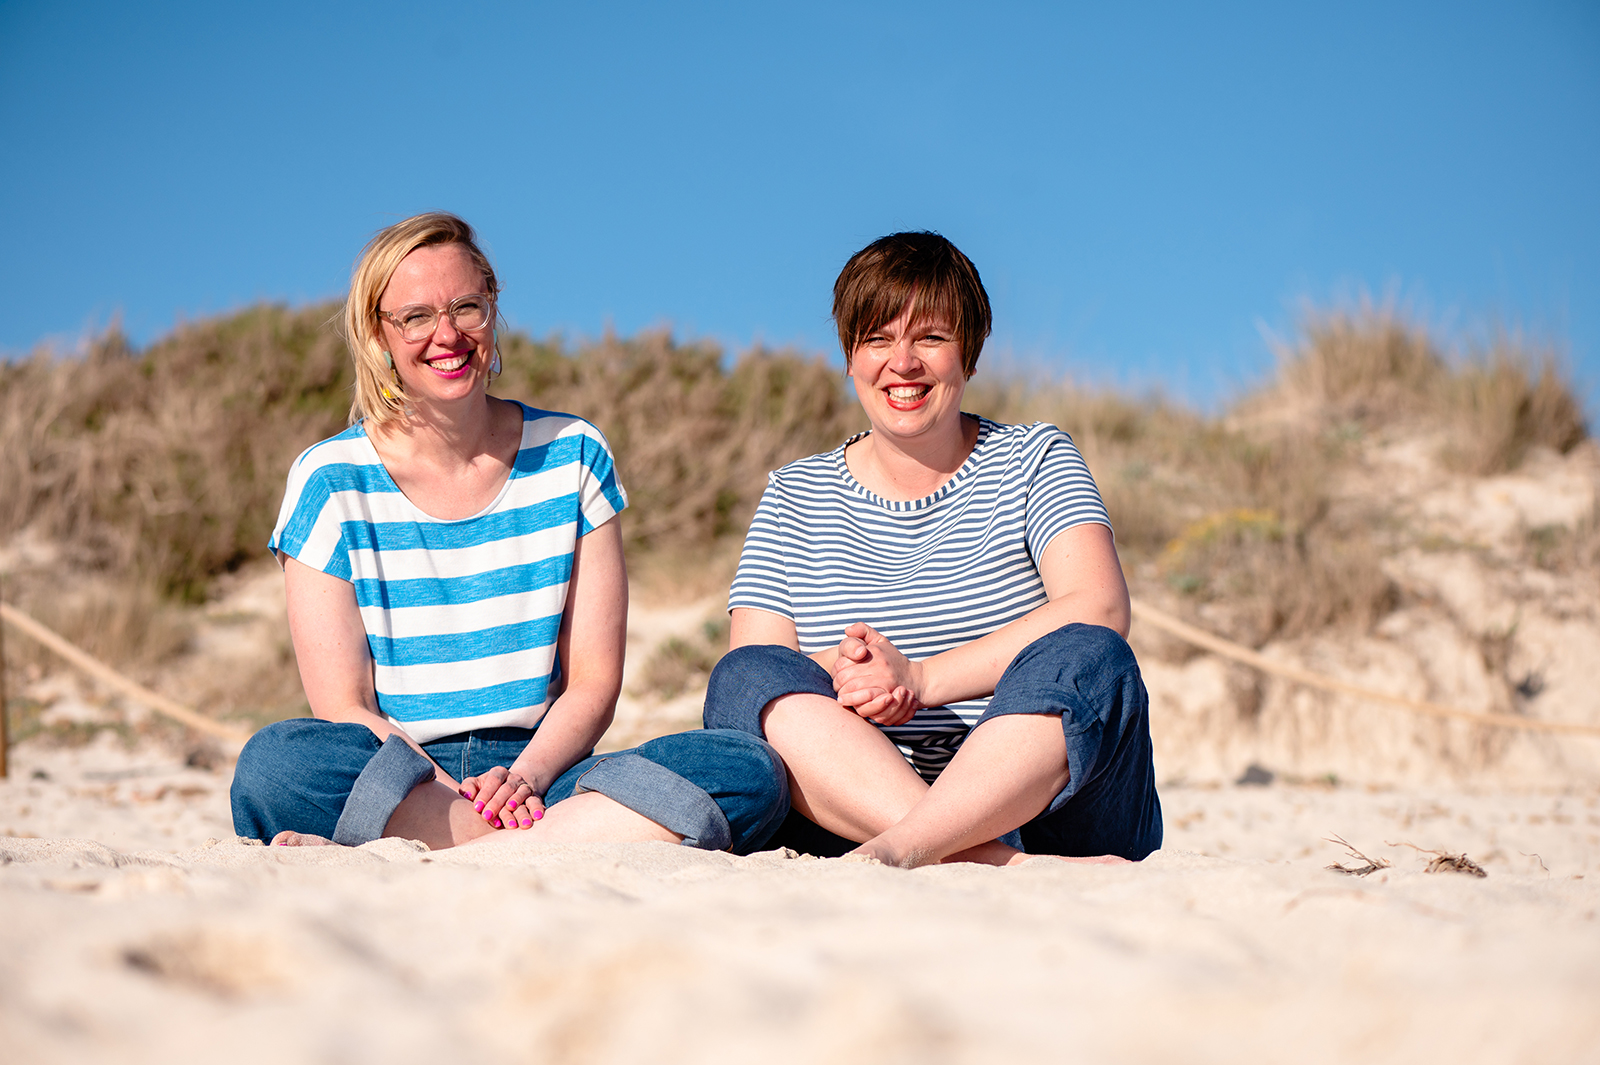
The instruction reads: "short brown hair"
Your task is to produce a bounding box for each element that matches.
[341,212,501,426]
[832,232,992,377]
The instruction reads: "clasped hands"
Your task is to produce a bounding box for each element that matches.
[458,765,545,831]
[828,621,925,726]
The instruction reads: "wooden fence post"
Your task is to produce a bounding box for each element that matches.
[0,574,9,779]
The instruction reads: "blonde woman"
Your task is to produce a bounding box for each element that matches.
[231,212,786,854]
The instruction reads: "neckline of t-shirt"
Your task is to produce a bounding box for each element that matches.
[832,414,994,511]
[354,401,529,524]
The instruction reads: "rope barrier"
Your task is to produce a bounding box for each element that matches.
[1130,598,1600,739]
[3,593,1595,746]
[0,602,251,744]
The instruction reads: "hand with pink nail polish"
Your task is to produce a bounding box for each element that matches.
[461,764,545,830]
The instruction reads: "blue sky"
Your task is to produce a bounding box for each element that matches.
[2,1,1597,416]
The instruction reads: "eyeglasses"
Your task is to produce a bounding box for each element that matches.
[378,293,494,342]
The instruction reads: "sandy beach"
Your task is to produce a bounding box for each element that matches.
[3,726,1597,1064]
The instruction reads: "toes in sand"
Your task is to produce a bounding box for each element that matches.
[271,831,340,847]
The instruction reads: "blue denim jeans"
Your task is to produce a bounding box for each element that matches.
[230,722,789,855]
[704,623,1163,860]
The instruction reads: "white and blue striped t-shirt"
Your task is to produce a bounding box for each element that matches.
[269,402,627,744]
[728,416,1111,781]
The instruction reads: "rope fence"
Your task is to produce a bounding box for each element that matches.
[1,596,1597,772]
[0,601,251,746]
[1130,599,1600,739]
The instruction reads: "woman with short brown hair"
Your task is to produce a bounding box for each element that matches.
[705,231,1162,867]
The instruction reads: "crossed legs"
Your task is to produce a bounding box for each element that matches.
[709,625,1161,869]
[236,723,788,854]
[272,783,680,850]
[760,693,1086,868]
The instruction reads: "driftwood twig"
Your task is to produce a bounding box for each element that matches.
[1389,841,1488,878]
[1325,834,1391,876]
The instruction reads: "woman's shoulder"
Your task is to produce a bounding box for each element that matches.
[973,415,1072,442]
[971,416,1082,459]
[766,436,855,488]
[504,399,613,448]
[275,425,396,530]
[285,423,377,480]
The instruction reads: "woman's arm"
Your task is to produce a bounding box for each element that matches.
[500,515,628,800]
[282,555,460,788]
[730,608,801,652]
[830,521,1130,711]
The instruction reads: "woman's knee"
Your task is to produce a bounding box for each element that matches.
[703,644,834,735]
[997,623,1138,696]
[234,719,321,794]
[625,729,791,854]
[229,719,382,840]
[1025,622,1134,667]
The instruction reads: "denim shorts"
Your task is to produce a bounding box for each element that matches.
[230,722,790,855]
[703,623,1163,860]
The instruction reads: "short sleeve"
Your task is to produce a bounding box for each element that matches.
[574,423,628,536]
[727,477,795,619]
[267,439,359,581]
[1023,426,1112,563]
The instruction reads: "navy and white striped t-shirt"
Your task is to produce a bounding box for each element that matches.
[728,416,1111,781]
[269,402,627,744]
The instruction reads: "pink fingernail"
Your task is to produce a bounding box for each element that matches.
[531,809,543,821]
[507,797,518,809]
[474,801,484,812]
[520,819,532,828]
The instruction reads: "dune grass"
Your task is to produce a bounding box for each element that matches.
[970,308,1586,649]
[0,303,1587,711]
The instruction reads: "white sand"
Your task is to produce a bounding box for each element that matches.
[3,736,1597,1064]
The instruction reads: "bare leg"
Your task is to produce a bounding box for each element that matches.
[852,714,1075,869]
[466,791,679,847]
[759,693,1036,866]
[274,780,688,850]
[269,779,489,849]
[379,780,500,849]
[759,693,929,841]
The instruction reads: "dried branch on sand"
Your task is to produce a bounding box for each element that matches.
[1389,841,1488,878]
[1324,834,1391,876]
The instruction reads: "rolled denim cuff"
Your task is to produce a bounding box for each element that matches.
[574,753,733,851]
[703,644,836,736]
[331,735,438,846]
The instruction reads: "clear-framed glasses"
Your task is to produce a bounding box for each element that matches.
[378,293,494,342]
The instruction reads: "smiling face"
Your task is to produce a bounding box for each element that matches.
[849,302,968,447]
[377,243,495,410]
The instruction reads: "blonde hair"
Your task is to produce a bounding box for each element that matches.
[341,212,501,426]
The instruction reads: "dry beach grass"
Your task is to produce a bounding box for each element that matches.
[2,305,1599,1061]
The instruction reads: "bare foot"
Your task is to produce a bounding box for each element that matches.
[947,840,1026,866]
[838,852,883,865]
[271,831,341,847]
[852,838,1132,869]
[849,838,1024,869]
[847,840,932,869]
